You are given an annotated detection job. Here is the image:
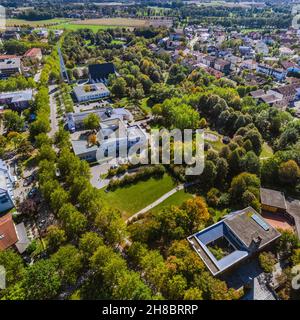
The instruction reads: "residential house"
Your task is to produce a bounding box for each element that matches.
[214,59,231,75]
[256,64,286,82]
[35,29,48,38]
[188,207,281,276]
[23,48,43,63]
[0,213,30,253]
[202,55,216,68]
[239,46,252,56]
[1,28,20,41]
[260,187,300,239]
[73,83,110,103]
[273,83,300,105]
[0,56,22,79]
[255,40,269,56]
[241,59,258,71]
[279,46,294,57]
[0,160,15,213]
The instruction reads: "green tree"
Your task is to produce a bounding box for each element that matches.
[23,260,61,300]
[45,225,66,253]
[83,113,100,130]
[259,252,277,273]
[0,250,24,287]
[278,160,300,186]
[58,203,87,237]
[3,110,24,132]
[51,245,83,286]
[183,287,203,300]
[79,231,103,262]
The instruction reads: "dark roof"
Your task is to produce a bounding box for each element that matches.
[275,84,300,98]
[260,187,287,210]
[286,198,300,238]
[88,63,116,83]
[224,207,281,249]
[188,207,281,276]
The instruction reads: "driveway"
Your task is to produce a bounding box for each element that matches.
[48,85,59,138]
[89,163,111,189]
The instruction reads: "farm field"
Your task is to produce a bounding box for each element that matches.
[6,18,72,27]
[71,18,150,27]
[99,174,177,220]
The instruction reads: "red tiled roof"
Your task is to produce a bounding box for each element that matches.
[0,214,18,251]
[23,48,42,58]
[0,55,17,60]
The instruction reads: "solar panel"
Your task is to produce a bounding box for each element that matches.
[251,214,269,231]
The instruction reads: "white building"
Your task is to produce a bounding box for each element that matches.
[73,83,110,103]
[0,160,15,213]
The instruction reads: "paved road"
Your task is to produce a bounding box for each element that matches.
[48,85,59,138]
[126,184,184,223]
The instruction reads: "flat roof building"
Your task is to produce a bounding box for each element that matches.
[188,207,281,276]
[66,107,133,132]
[0,56,22,79]
[73,83,110,103]
[0,89,33,110]
[88,63,116,84]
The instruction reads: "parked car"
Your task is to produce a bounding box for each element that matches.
[23,175,34,187]
[28,187,38,198]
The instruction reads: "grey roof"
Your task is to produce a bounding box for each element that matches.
[71,139,98,156]
[250,89,266,99]
[0,160,15,204]
[73,83,110,99]
[0,90,33,103]
[188,207,281,276]
[260,94,281,104]
[0,57,21,71]
[260,187,287,210]
[286,198,300,238]
[224,207,281,249]
[15,222,30,254]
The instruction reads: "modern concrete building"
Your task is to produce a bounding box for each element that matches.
[0,89,33,110]
[188,207,281,276]
[0,160,15,213]
[73,83,110,103]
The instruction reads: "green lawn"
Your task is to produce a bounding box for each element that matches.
[100,174,177,220]
[205,129,225,152]
[111,39,126,45]
[48,23,118,32]
[139,97,152,115]
[150,189,194,214]
[260,142,273,159]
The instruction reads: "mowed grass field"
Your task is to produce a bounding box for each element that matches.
[150,189,194,214]
[99,174,177,220]
[49,23,119,32]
